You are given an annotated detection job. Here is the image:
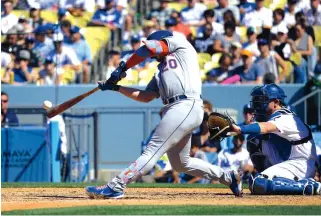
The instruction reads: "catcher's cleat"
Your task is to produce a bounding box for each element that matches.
[229,171,243,197]
[85,185,124,199]
[307,178,321,195]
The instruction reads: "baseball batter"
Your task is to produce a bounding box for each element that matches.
[231,84,321,195]
[86,30,242,199]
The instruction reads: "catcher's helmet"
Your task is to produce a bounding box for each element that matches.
[250,84,287,121]
[147,30,173,41]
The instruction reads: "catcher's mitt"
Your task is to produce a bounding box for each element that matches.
[208,112,235,141]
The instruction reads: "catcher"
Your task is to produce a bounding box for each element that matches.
[208,84,321,195]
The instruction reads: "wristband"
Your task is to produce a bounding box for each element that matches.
[240,123,261,135]
[111,84,120,91]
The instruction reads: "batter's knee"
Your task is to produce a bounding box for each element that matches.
[249,173,314,195]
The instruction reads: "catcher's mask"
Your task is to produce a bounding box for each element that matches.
[250,84,287,122]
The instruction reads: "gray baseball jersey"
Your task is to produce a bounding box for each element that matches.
[146,35,202,101]
[107,34,233,194]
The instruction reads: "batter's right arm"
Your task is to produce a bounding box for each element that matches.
[119,86,158,103]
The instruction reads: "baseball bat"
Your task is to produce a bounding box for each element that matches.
[46,87,100,118]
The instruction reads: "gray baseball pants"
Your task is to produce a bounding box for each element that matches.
[108,99,232,191]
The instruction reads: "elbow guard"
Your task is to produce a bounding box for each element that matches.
[143,40,169,56]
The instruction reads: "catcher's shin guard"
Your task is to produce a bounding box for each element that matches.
[249,174,314,195]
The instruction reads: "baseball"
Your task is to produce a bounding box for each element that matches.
[43,100,53,110]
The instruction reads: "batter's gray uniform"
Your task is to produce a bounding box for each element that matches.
[108,35,233,192]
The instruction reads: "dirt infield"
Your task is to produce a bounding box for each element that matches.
[2,188,321,212]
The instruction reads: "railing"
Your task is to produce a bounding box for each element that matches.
[291,88,321,126]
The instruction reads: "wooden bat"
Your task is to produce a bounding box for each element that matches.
[46,87,100,118]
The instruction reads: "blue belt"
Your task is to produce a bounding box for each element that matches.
[163,95,187,105]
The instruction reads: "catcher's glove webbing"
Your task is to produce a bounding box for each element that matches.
[208,112,235,141]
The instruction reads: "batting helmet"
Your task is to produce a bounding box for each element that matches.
[147,30,173,41]
[250,84,287,121]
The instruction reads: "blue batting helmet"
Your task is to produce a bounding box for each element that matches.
[147,30,173,41]
[250,84,287,121]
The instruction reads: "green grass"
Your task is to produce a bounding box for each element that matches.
[3,205,321,215]
[1,182,227,189]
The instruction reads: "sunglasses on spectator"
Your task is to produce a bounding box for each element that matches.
[1,100,8,103]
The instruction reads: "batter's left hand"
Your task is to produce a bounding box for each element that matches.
[108,61,127,84]
[97,80,120,91]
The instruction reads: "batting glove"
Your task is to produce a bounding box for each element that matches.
[108,61,127,84]
[97,81,120,91]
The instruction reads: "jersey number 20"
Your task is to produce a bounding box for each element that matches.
[163,59,177,72]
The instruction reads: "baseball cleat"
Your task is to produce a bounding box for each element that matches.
[307,178,321,195]
[85,185,124,199]
[229,170,243,197]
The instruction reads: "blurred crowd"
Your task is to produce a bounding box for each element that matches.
[139,99,321,184]
[1,0,321,86]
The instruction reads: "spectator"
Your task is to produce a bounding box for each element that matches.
[10,50,36,84]
[38,56,61,85]
[273,26,291,62]
[1,28,21,56]
[68,26,92,83]
[106,49,121,79]
[60,20,72,43]
[205,53,232,83]
[1,0,18,34]
[58,8,68,21]
[243,27,260,57]
[306,0,321,26]
[284,0,300,28]
[149,0,173,28]
[238,0,256,23]
[164,18,185,38]
[1,52,13,84]
[271,8,288,35]
[171,11,193,40]
[197,9,224,37]
[181,135,209,184]
[15,24,27,46]
[28,0,58,10]
[263,72,277,84]
[48,32,81,83]
[288,12,315,41]
[88,0,121,30]
[29,3,44,30]
[153,154,179,183]
[229,49,263,84]
[240,104,254,126]
[21,36,41,68]
[43,100,68,181]
[1,92,19,126]
[141,20,157,40]
[214,0,240,24]
[242,0,273,28]
[255,38,287,83]
[33,25,54,63]
[192,23,215,54]
[217,134,253,173]
[287,22,314,83]
[122,15,135,51]
[230,42,243,70]
[18,15,33,35]
[180,0,207,27]
[59,0,95,16]
[213,21,241,54]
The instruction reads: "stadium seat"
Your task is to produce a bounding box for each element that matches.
[204,61,218,72]
[119,69,139,86]
[238,26,247,42]
[269,0,287,10]
[40,10,58,23]
[211,53,222,64]
[62,68,76,84]
[279,61,294,83]
[66,12,93,28]
[290,52,302,66]
[198,53,211,69]
[168,2,186,11]
[12,10,28,19]
[313,26,321,47]
[82,27,110,59]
